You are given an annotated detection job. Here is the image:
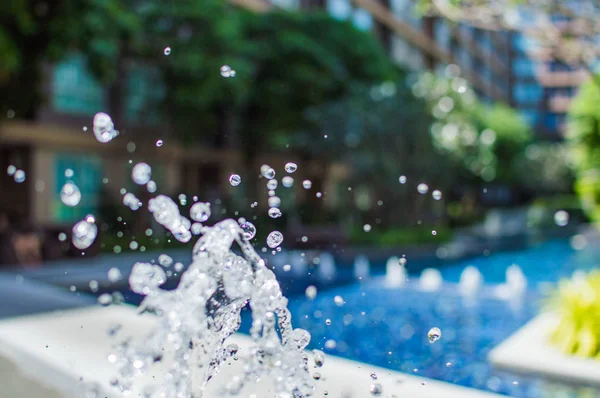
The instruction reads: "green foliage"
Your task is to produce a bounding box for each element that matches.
[548,271,600,359]
[349,226,452,247]
[295,79,456,227]
[414,71,534,185]
[567,77,600,226]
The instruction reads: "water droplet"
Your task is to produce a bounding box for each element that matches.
[446,362,452,367]
[268,207,282,218]
[14,169,25,183]
[428,327,441,343]
[399,175,407,184]
[220,65,232,77]
[325,319,331,326]
[417,183,429,194]
[92,112,119,143]
[240,220,257,240]
[164,46,171,56]
[229,174,242,186]
[158,254,173,267]
[58,232,67,242]
[190,202,211,222]
[267,179,278,190]
[268,196,281,208]
[432,230,437,236]
[305,285,317,300]
[302,180,312,189]
[285,162,298,173]
[174,262,184,272]
[363,224,372,232]
[72,218,98,250]
[316,192,322,198]
[261,165,276,179]
[554,210,569,227]
[132,163,152,185]
[60,182,82,207]
[282,176,294,188]
[313,349,325,367]
[370,372,377,380]
[107,268,122,282]
[146,180,157,193]
[370,383,383,396]
[334,295,345,306]
[399,257,407,266]
[89,280,99,292]
[432,190,442,200]
[283,264,291,272]
[266,231,284,248]
[65,168,74,178]
[98,293,113,306]
[324,339,336,350]
[156,140,163,147]
[123,192,142,211]
[312,372,321,380]
[7,165,16,176]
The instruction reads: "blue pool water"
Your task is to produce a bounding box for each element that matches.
[110,238,599,397]
[278,238,600,397]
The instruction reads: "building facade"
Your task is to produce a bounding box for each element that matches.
[254,0,588,138]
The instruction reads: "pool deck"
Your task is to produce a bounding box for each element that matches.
[489,312,600,389]
[0,305,504,398]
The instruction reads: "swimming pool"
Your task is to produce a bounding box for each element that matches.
[279,238,600,397]
[102,237,599,397]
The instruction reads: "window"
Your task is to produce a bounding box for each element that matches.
[514,83,543,103]
[352,8,373,31]
[52,154,103,223]
[125,64,165,125]
[52,54,105,115]
[513,58,536,78]
[327,0,351,20]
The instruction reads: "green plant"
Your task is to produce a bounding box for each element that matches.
[348,226,452,247]
[548,271,600,359]
[567,76,600,227]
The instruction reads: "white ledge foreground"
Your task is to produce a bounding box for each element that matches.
[489,313,600,388]
[0,306,503,398]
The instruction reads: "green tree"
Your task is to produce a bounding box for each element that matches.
[567,76,600,225]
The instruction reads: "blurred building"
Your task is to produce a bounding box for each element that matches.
[251,0,588,138]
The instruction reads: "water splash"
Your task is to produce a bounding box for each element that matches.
[113,219,314,397]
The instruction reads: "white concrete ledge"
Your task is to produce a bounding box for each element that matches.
[0,306,503,397]
[489,313,600,388]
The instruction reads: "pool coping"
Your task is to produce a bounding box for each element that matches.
[0,305,503,398]
[488,312,600,388]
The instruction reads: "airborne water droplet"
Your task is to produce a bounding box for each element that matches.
[261,165,276,179]
[417,183,429,194]
[156,140,163,147]
[268,207,282,219]
[240,220,257,240]
[432,190,442,200]
[399,175,407,184]
[554,210,569,227]
[60,182,82,207]
[14,169,26,183]
[229,174,242,186]
[72,218,98,250]
[302,180,312,189]
[370,383,383,396]
[285,162,297,173]
[190,202,211,222]
[92,112,119,143]
[266,231,283,248]
[428,327,441,343]
[267,179,278,190]
[282,176,294,188]
[305,285,317,300]
[164,46,171,56]
[132,163,152,185]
